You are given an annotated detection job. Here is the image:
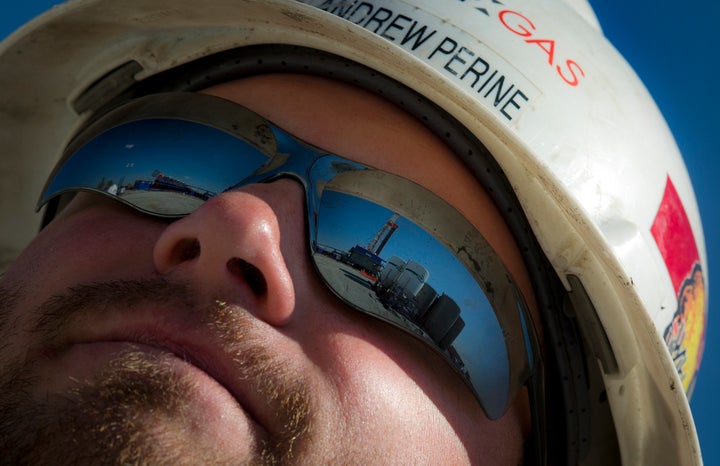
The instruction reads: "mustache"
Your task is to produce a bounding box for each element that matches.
[32,278,193,343]
[0,285,21,336]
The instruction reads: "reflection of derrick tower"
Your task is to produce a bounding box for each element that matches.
[367,213,399,255]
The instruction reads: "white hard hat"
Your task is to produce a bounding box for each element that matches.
[0,0,707,464]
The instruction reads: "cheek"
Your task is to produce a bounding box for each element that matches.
[3,204,163,303]
[330,330,460,422]
[300,307,528,463]
[308,314,479,456]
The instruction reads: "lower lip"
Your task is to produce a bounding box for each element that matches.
[36,341,266,456]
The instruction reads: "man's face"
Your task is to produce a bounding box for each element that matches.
[0,74,536,464]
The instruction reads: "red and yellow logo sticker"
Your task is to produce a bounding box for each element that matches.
[651,177,707,395]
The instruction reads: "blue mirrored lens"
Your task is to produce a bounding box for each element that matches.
[314,188,510,416]
[41,119,271,216]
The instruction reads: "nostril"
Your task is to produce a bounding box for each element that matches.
[169,238,201,265]
[227,258,268,296]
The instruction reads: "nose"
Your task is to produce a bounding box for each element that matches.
[152,182,299,326]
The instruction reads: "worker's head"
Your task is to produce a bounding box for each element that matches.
[0,1,707,464]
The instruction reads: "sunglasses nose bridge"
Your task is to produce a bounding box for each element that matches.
[235,149,339,203]
[231,160,314,216]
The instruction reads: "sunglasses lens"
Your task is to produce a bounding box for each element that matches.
[312,169,533,419]
[40,119,271,216]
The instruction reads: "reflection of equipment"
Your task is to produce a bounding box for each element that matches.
[415,282,438,314]
[378,259,431,318]
[145,170,214,201]
[395,260,428,297]
[367,213,399,255]
[379,255,405,288]
[422,294,465,350]
[347,214,400,278]
[347,245,383,278]
[377,259,430,316]
[377,262,464,349]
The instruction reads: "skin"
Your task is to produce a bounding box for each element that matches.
[0,74,537,464]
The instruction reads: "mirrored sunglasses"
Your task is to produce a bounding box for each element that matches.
[38,92,540,421]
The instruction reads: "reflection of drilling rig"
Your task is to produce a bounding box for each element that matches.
[347,214,400,279]
[345,213,465,350]
[367,214,399,256]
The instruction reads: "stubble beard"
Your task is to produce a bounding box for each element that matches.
[0,281,312,465]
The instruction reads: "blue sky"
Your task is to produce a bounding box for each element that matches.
[588,1,720,462]
[2,0,718,462]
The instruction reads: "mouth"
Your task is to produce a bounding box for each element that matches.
[29,338,270,461]
[32,306,278,450]
[15,277,312,463]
